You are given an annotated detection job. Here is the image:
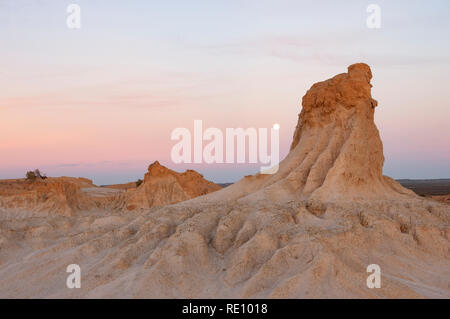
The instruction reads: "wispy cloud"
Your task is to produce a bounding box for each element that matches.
[54,163,81,168]
[190,32,450,68]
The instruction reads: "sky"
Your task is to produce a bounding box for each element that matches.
[0,0,449,184]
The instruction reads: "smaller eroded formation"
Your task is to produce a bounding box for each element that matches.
[0,162,221,216]
[125,161,221,210]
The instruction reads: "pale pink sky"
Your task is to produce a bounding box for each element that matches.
[1,1,449,184]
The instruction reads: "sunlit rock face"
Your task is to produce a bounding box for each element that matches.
[125,161,222,210]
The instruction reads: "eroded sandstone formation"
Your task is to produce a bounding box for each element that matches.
[0,177,119,217]
[125,161,222,210]
[0,162,221,216]
[287,63,414,201]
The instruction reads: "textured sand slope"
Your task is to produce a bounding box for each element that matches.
[0,64,448,298]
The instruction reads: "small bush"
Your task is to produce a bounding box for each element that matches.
[26,171,37,181]
[136,179,143,187]
[26,169,47,181]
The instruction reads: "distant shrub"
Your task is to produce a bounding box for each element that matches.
[136,179,143,187]
[26,169,47,181]
[26,171,37,181]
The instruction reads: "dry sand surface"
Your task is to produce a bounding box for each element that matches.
[0,63,448,298]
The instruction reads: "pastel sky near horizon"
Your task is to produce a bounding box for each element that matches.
[1,0,449,184]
